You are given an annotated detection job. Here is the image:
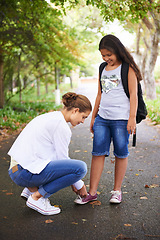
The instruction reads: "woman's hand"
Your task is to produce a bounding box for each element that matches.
[71,185,79,194]
[78,184,87,198]
[71,184,87,198]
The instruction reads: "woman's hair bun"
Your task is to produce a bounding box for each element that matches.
[62,92,77,107]
[62,92,92,112]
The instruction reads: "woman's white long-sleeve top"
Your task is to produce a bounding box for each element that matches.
[8,111,72,174]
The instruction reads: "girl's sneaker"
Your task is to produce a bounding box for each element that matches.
[74,192,97,204]
[110,190,122,203]
[21,187,34,200]
[26,196,61,215]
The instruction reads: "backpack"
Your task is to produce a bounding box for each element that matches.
[99,61,148,146]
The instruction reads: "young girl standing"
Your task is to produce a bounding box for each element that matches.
[8,92,92,215]
[75,34,142,205]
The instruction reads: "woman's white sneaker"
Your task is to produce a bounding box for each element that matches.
[26,196,61,215]
[21,187,33,200]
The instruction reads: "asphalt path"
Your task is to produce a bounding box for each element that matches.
[0,82,160,240]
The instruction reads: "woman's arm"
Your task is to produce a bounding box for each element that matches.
[53,121,71,159]
[90,77,102,133]
[127,67,138,134]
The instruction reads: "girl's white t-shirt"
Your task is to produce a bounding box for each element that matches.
[8,111,84,189]
[98,64,130,120]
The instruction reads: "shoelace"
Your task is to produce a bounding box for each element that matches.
[76,195,82,200]
[46,198,54,209]
[76,193,89,201]
[110,190,121,197]
[40,197,52,209]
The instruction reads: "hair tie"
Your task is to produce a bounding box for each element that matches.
[73,96,76,100]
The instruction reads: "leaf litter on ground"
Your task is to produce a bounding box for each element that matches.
[45,219,53,224]
[89,200,101,208]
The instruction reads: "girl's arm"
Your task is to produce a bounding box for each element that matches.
[90,77,102,133]
[127,67,138,134]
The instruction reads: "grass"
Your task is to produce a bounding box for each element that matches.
[145,86,160,125]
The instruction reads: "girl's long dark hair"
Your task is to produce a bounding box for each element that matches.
[99,34,142,82]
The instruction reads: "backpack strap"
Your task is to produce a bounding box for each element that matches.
[99,62,107,93]
[121,62,130,98]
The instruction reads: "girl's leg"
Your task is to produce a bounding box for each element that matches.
[114,156,128,191]
[89,116,111,196]
[111,120,129,191]
[89,155,105,196]
[74,155,105,205]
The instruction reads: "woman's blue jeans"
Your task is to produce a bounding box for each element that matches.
[8,160,87,198]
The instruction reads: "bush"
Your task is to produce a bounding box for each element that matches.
[146,98,160,125]
[0,83,74,131]
[0,101,61,130]
[145,86,160,125]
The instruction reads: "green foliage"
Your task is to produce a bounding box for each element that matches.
[51,0,159,23]
[146,99,160,125]
[145,87,160,124]
[155,67,160,82]
[96,0,158,23]
[0,0,84,106]
[0,102,60,130]
[62,2,104,75]
[0,83,73,130]
[1,0,159,107]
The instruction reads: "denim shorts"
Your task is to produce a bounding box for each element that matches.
[92,115,130,158]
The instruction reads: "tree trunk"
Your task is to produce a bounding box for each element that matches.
[144,32,158,99]
[17,53,22,103]
[37,78,40,97]
[45,82,48,94]
[55,62,59,90]
[0,58,4,108]
[141,51,148,81]
[70,75,73,88]
[44,73,48,94]
[136,24,141,55]
[0,48,4,108]
[23,75,28,89]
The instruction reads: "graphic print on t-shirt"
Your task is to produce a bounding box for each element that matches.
[101,74,120,94]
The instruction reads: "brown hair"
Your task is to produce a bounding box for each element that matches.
[62,92,92,112]
[99,34,142,82]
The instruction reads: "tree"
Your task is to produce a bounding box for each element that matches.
[0,0,83,107]
[113,1,160,99]
[140,12,159,99]
[92,0,160,100]
[0,0,47,107]
[1,0,159,106]
[52,0,160,99]
[62,3,105,76]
